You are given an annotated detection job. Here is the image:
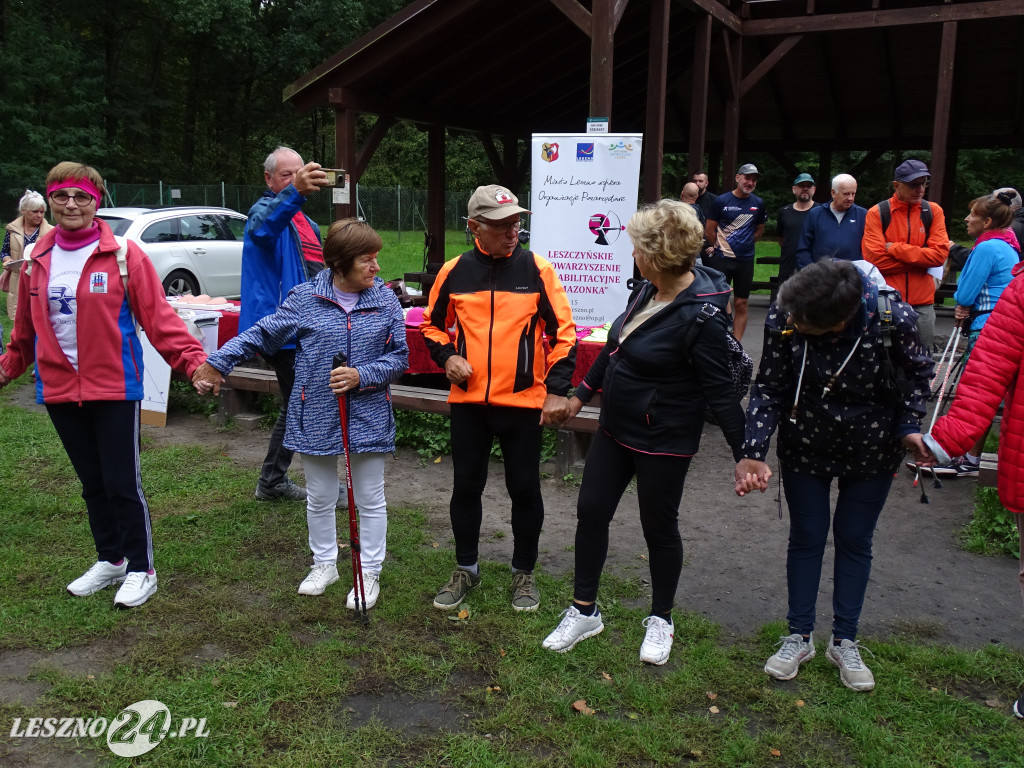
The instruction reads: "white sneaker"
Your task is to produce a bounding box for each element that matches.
[297,563,339,596]
[542,606,604,653]
[825,635,875,691]
[67,560,127,597]
[639,616,674,665]
[114,571,158,608]
[346,571,380,610]
[765,632,816,680]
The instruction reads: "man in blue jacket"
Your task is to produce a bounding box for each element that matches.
[796,174,866,269]
[242,146,330,500]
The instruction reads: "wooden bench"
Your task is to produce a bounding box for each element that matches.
[752,255,781,299]
[208,372,600,475]
[979,451,998,487]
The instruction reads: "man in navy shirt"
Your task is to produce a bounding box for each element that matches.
[705,163,767,340]
[796,173,867,269]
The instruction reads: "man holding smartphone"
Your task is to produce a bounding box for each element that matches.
[241,146,330,501]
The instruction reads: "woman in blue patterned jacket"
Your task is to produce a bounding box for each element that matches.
[195,219,408,608]
[734,259,933,692]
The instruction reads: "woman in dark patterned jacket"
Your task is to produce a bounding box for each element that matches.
[195,219,407,609]
[735,259,933,692]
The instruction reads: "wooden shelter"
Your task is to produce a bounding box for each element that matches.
[285,0,1024,264]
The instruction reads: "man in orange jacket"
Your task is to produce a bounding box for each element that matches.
[862,159,949,351]
[421,185,577,614]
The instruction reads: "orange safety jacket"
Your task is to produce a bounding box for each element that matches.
[862,194,949,305]
[420,242,577,408]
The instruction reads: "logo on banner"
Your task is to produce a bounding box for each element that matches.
[540,143,559,162]
[607,141,634,159]
[588,212,625,246]
[576,143,595,162]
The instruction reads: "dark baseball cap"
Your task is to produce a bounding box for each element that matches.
[737,163,759,176]
[894,159,930,183]
[793,173,815,185]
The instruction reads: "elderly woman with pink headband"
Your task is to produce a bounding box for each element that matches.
[0,162,210,609]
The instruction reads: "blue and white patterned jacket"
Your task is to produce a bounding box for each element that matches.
[207,270,408,455]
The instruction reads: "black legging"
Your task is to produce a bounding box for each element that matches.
[574,429,692,615]
[449,403,543,571]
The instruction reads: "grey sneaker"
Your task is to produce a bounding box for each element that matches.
[255,479,307,501]
[765,632,816,680]
[511,570,540,612]
[543,606,604,652]
[1014,690,1023,719]
[825,635,875,691]
[432,568,480,610]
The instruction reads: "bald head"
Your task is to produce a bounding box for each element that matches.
[680,182,699,204]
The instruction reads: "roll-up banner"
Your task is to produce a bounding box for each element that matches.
[530,133,643,328]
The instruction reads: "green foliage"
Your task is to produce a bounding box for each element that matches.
[963,486,1020,558]
[395,409,451,458]
[395,408,557,462]
[167,380,218,416]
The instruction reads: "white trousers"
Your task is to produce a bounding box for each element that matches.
[301,452,388,574]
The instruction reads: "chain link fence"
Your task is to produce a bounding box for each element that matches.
[2,181,486,240]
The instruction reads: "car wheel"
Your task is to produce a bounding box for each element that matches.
[163,270,200,297]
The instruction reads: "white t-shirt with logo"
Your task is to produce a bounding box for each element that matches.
[47,243,96,371]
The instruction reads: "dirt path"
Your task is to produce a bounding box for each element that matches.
[124,398,1024,651]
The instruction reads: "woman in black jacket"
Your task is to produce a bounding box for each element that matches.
[542,199,747,665]
[735,259,933,691]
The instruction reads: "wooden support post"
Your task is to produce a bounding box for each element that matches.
[720,30,742,190]
[688,13,712,178]
[333,105,357,221]
[930,20,958,209]
[643,0,670,203]
[427,124,446,267]
[590,0,615,121]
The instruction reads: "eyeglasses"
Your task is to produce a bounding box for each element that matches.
[480,219,523,233]
[49,191,95,206]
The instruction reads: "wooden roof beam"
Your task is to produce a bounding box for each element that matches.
[739,35,803,97]
[675,0,742,35]
[352,116,395,181]
[743,0,1024,36]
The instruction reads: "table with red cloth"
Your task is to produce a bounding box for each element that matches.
[405,326,603,387]
[212,303,603,386]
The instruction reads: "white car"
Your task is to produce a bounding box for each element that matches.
[96,206,248,298]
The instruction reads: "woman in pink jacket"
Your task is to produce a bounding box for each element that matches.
[923,258,1024,720]
[0,162,209,609]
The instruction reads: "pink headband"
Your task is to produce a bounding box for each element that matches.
[47,177,101,204]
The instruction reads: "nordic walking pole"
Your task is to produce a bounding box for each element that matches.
[334,352,369,625]
[930,326,959,399]
[916,322,964,500]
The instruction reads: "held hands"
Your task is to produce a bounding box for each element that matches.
[902,433,936,466]
[191,362,224,395]
[541,394,572,427]
[444,355,473,385]
[330,365,360,395]
[293,163,331,196]
[734,458,772,497]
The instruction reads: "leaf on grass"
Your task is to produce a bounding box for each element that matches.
[572,699,596,716]
[434,456,442,464]
[499,648,507,658]
[985,698,1003,708]
[706,691,718,700]
[431,542,440,548]
[486,685,502,694]
[690,749,703,757]
[795,699,805,707]
[638,554,647,560]
[601,671,613,681]
[770,748,782,757]
[458,608,469,619]
[626,711,640,720]
[222,701,238,708]
[708,705,720,714]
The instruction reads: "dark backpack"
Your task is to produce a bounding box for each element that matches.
[875,287,916,404]
[878,198,932,242]
[682,303,753,424]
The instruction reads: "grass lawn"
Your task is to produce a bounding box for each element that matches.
[0,359,1023,766]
